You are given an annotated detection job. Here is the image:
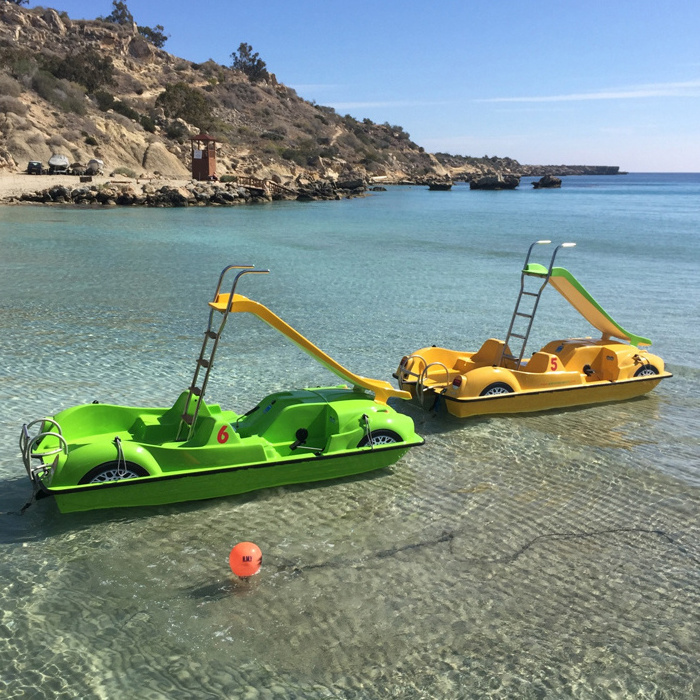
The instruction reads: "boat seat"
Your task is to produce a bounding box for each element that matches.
[471,338,507,366]
[590,348,620,381]
[453,357,475,373]
[524,352,558,373]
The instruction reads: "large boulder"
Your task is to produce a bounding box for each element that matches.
[141,142,189,178]
[469,174,520,190]
[128,36,155,62]
[155,185,194,206]
[532,174,562,189]
[42,9,66,35]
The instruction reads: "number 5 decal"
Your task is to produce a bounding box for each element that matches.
[217,426,230,444]
[550,356,559,371]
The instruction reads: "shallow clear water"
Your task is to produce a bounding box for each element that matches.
[1,174,699,698]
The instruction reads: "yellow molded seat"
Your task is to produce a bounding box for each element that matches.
[471,338,507,366]
[525,352,558,373]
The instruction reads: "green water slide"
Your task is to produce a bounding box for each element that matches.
[524,264,651,347]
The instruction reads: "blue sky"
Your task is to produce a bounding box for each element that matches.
[29,1,700,171]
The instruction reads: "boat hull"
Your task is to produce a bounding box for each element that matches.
[433,373,669,418]
[48,444,414,513]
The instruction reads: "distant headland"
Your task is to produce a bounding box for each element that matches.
[0,2,623,205]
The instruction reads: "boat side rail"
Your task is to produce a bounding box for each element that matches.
[178,265,270,442]
[416,362,450,404]
[20,419,66,484]
[396,353,428,389]
[499,241,575,369]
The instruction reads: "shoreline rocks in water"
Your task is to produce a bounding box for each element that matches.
[8,176,368,207]
[532,175,562,189]
[469,174,520,190]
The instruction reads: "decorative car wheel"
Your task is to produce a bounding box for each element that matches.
[634,364,659,377]
[357,430,402,447]
[479,382,514,396]
[78,461,149,485]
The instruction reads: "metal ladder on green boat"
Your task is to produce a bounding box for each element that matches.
[497,240,576,369]
[176,265,269,442]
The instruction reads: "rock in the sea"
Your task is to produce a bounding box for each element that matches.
[532,175,562,189]
[469,174,520,190]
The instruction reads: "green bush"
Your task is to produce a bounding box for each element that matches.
[139,114,156,133]
[112,166,137,178]
[112,99,140,121]
[156,82,212,130]
[0,47,37,79]
[85,135,99,146]
[281,139,321,166]
[32,71,86,114]
[165,121,188,139]
[219,175,236,183]
[94,90,115,111]
[49,48,115,93]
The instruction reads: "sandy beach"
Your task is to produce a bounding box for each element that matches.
[0,172,191,204]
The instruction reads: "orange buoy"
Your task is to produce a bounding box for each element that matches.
[229,542,262,578]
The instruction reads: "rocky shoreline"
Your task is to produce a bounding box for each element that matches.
[1,173,368,207]
[0,165,623,207]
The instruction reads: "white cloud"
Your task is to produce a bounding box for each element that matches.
[476,79,700,103]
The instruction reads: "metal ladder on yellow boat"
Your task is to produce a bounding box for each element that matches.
[176,265,269,441]
[498,240,576,369]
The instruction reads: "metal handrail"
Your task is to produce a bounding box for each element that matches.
[177,265,270,441]
[498,241,575,369]
[416,361,450,405]
[396,354,427,390]
[21,430,67,484]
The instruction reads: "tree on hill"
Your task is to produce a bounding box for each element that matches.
[5,1,30,6]
[101,0,134,25]
[137,24,169,48]
[231,43,269,83]
[99,1,169,48]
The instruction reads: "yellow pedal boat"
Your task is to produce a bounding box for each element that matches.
[395,241,672,418]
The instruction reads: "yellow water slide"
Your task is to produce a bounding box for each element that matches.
[525,264,651,347]
[210,294,411,404]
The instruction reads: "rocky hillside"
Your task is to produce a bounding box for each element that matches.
[0,3,620,188]
[0,3,453,186]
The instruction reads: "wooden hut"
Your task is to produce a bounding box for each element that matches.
[190,133,217,181]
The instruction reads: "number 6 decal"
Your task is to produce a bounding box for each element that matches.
[550,356,559,371]
[217,425,229,444]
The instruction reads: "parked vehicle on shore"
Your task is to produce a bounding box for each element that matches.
[48,153,69,175]
[86,158,104,175]
[27,161,43,175]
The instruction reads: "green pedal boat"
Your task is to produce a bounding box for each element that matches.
[20,266,423,513]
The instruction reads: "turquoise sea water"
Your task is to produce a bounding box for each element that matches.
[1,173,699,698]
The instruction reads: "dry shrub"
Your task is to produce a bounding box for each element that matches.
[0,73,23,97]
[48,133,70,148]
[26,131,45,145]
[0,96,28,116]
